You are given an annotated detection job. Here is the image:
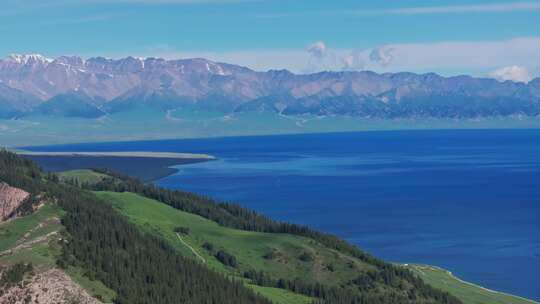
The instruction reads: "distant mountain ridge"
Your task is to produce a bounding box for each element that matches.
[1,53,539,119]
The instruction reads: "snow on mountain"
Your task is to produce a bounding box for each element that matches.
[6,54,52,65]
[0,54,539,119]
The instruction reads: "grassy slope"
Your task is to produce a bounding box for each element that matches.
[0,205,63,271]
[58,169,108,184]
[0,203,116,302]
[97,191,379,302]
[65,266,116,303]
[407,264,537,304]
[0,204,61,253]
[95,191,375,281]
[248,284,312,304]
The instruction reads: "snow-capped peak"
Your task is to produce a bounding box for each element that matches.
[6,54,52,65]
[53,55,86,67]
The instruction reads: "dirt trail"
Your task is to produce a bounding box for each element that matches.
[0,216,61,257]
[176,233,206,263]
[0,231,59,257]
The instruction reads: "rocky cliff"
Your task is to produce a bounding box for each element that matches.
[0,182,29,221]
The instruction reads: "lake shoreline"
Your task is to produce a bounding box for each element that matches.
[405,264,539,304]
[15,150,215,160]
[18,151,215,182]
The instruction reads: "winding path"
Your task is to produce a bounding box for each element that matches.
[176,233,206,263]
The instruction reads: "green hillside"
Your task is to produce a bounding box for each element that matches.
[248,284,313,304]
[95,191,373,283]
[58,169,108,184]
[0,204,62,268]
[95,191,365,302]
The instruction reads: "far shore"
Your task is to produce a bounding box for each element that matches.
[15,150,215,160]
[16,150,215,181]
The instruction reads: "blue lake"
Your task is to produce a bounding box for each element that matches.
[28,129,540,301]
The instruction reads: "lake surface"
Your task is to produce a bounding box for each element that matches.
[27,129,540,301]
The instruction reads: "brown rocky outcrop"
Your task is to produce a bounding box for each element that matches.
[0,268,102,304]
[0,182,29,221]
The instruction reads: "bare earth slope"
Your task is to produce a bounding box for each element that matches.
[0,268,101,304]
[0,182,29,221]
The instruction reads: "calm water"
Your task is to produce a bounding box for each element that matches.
[28,130,540,301]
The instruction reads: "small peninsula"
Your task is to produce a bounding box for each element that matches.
[16,150,215,181]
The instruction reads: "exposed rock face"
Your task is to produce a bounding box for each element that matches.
[0,182,29,221]
[0,268,101,304]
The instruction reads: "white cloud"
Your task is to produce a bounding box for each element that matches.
[307,41,326,58]
[489,65,532,83]
[341,49,365,70]
[369,47,394,66]
[305,41,339,72]
[304,42,367,73]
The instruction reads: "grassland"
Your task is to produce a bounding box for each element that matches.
[65,266,117,303]
[95,191,375,280]
[248,284,313,304]
[0,204,64,277]
[4,109,540,147]
[58,169,108,184]
[407,264,537,304]
[94,191,376,302]
[0,204,62,253]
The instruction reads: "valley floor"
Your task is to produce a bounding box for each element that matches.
[3,110,540,147]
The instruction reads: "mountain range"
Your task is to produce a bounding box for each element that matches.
[1,53,540,119]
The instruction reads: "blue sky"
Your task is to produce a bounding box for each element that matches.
[1,0,539,80]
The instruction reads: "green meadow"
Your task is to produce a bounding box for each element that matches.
[58,169,108,184]
[95,191,374,302]
[0,204,62,254]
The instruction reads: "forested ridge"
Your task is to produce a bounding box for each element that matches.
[0,150,270,304]
[1,151,462,304]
